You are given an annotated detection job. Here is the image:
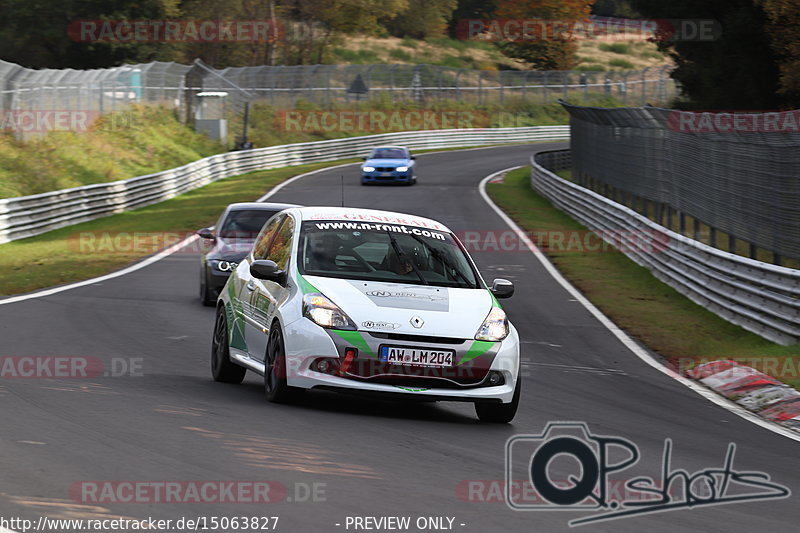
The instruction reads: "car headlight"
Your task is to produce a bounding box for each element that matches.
[362,166,376,172]
[474,307,509,341]
[303,293,357,330]
[210,259,238,272]
[395,166,409,172]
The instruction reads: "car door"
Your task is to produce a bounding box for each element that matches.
[245,214,296,363]
[237,214,283,359]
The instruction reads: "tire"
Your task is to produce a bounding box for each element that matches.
[264,324,303,403]
[200,268,215,306]
[211,306,247,384]
[475,376,520,423]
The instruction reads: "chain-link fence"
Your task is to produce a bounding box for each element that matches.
[0,60,190,121]
[1,57,676,140]
[200,61,675,108]
[563,102,800,262]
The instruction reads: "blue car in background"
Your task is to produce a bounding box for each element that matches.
[360,146,417,185]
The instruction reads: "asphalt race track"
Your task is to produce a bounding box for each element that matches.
[0,143,797,532]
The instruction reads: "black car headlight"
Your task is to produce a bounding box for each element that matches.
[209,259,238,272]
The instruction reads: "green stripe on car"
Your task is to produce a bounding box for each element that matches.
[458,340,496,365]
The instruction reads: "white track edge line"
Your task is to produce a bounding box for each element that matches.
[480,166,800,444]
[0,161,357,306]
[0,144,543,306]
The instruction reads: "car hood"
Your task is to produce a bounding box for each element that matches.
[363,158,412,167]
[303,276,493,338]
[207,237,256,261]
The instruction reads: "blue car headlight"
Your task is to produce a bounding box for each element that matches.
[395,166,409,172]
[362,166,375,172]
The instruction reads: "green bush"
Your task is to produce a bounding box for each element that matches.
[330,48,381,64]
[609,58,635,69]
[599,43,631,55]
[389,48,413,61]
[426,37,469,52]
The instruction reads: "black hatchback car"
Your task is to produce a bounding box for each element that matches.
[197,202,299,305]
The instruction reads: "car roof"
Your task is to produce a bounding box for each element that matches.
[370,146,409,151]
[291,206,451,232]
[225,202,300,211]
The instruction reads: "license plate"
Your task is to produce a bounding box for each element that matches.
[379,346,454,367]
[381,172,392,176]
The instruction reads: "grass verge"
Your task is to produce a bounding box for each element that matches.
[0,160,356,298]
[0,105,222,198]
[487,167,799,388]
[0,142,537,298]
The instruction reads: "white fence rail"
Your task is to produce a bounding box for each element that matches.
[0,126,568,244]
[531,150,800,345]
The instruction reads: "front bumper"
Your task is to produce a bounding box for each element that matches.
[361,170,413,184]
[206,267,232,296]
[281,318,519,403]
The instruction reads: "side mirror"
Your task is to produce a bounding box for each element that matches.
[197,227,215,240]
[410,156,416,160]
[490,278,515,299]
[250,260,286,283]
[361,156,368,160]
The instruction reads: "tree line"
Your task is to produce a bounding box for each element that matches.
[0,0,798,109]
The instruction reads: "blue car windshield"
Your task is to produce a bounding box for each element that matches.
[370,148,407,159]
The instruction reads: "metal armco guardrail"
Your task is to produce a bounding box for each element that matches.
[0,126,568,244]
[532,149,800,346]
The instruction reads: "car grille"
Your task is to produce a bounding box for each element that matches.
[367,332,466,345]
[345,363,489,388]
[375,167,397,172]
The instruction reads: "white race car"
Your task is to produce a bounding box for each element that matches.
[211,206,521,422]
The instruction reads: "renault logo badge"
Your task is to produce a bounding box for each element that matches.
[410,316,424,329]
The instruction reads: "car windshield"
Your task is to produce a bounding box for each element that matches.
[219,209,279,239]
[299,221,478,288]
[369,148,407,159]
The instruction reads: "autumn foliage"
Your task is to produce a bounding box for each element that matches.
[759,0,800,106]
[494,0,594,70]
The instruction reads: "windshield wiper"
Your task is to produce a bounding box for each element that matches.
[385,230,428,285]
[408,234,476,288]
